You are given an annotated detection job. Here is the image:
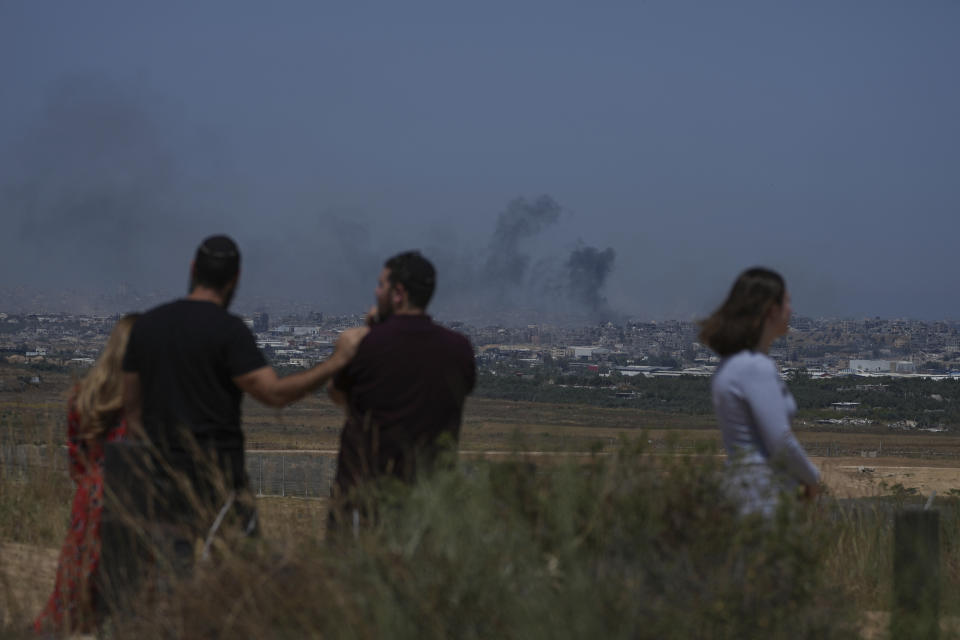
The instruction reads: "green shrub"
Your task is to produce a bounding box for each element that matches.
[114,442,857,639]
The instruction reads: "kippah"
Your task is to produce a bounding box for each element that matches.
[198,235,239,259]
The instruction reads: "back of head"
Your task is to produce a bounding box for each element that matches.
[699,267,785,357]
[192,235,241,291]
[385,251,436,310]
[75,313,140,439]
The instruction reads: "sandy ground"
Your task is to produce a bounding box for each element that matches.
[0,541,58,629]
[815,456,960,499]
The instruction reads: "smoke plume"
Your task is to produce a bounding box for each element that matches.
[0,75,619,324]
[566,244,616,314]
[483,195,561,285]
[427,194,619,323]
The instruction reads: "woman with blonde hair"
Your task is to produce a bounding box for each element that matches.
[34,313,139,634]
[700,268,819,517]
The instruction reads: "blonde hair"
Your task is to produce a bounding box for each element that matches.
[73,313,139,439]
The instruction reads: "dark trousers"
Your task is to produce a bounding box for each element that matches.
[98,441,257,617]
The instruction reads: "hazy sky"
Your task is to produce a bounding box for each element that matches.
[1,2,958,322]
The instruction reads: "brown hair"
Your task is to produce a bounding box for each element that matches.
[73,313,139,439]
[698,268,785,357]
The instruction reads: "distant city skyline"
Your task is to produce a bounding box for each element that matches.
[6,285,960,327]
[2,3,958,320]
[7,308,960,382]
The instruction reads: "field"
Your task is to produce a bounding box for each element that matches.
[4,363,960,637]
[243,392,960,501]
[5,362,960,525]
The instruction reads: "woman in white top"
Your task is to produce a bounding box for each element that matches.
[699,267,820,517]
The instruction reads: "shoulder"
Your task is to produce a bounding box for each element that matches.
[435,322,471,343]
[452,331,475,357]
[359,320,392,347]
[362,318,472,353]
[427,322,474,356]
[224,310,252,330]
[714,351,777,388]
[133,300,187,332]
[142,299,183,318]
[727,351,776,373]
[172,301,248,332]
[219,313,260,356]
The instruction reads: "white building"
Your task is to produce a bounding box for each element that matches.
[849,359,891,373]
[893,361,916,374]
[567,346,597,359]
[832,402,860,412]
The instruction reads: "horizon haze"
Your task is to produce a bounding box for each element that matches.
[2,3,958,322]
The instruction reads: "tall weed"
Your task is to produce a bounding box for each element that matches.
[110,441,858,639]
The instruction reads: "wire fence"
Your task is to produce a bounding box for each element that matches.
[0,444,339,499]
[247,451,338,498]
[6,441,960,495]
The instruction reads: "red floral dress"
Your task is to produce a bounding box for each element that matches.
[33,401,126,634]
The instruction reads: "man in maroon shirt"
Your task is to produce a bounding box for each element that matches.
[328,251,476,525]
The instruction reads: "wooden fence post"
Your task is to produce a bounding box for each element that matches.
[892,507,940,639]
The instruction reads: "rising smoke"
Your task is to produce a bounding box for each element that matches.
[0,74,227,312]
[0,76,618,323]
[430,194,619,324]
[566,244,616,314]
[483,195,561,285]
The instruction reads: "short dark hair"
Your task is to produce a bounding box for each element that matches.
[192,235,240,290]
[698,267,785,356]
[385,251,436,310]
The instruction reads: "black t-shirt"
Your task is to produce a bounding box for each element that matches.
[122,299,266,453]
[332,314,476,496]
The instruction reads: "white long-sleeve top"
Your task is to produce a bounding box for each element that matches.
[711,351,820,488]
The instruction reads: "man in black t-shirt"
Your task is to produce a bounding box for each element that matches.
[119,235,366,544]
[328,251,476,525]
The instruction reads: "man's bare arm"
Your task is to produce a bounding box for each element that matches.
[327,381,347,407]
[234,326,368,408]
[235,360,342,408]
[122,372,145,438]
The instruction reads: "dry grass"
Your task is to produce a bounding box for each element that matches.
[5,450,960,638]
[6,366,960,637]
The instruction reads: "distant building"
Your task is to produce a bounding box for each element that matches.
[849,359,917,374]
[256,339,288,350]
[849,359,891,373]
[567,347,610,360]
[253,312,269,333]
[947,337,960,354]
[832,402,860,412]
[567,346,597,359]
[615,365,656,377]
[893,361,916,374]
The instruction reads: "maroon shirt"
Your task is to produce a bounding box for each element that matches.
[332,314,476,497]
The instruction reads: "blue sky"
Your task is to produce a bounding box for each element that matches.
[1,2,958,320]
